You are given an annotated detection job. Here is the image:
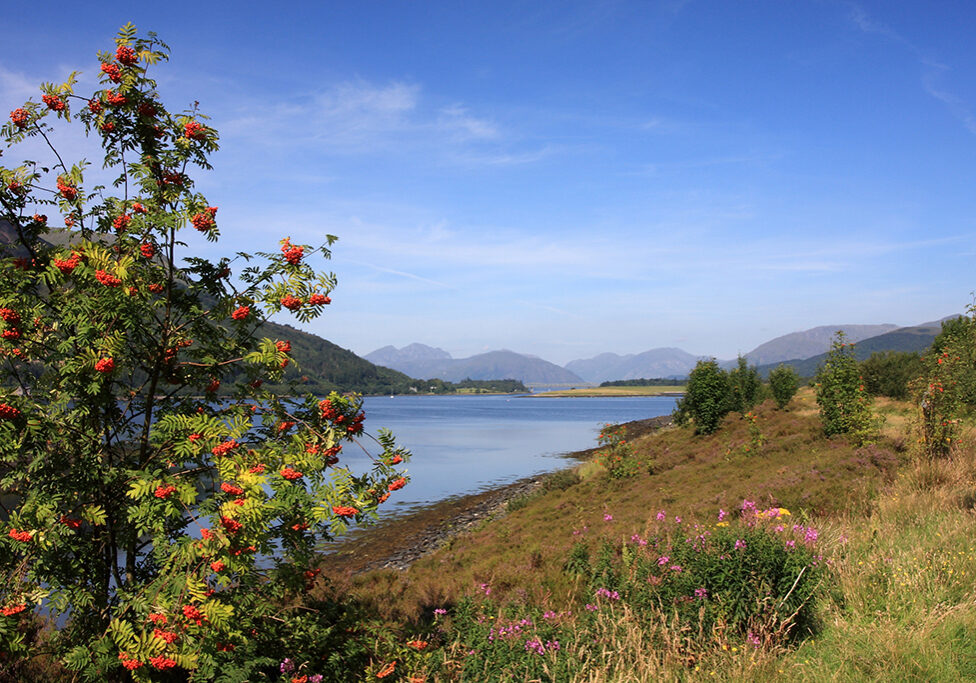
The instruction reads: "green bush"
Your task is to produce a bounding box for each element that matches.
[542,468,581,492]
[930,314,976,407]
[769,364,800,409]
[860,351,923,400]
[815,333,881,442]
[593,422,640,478]
[729,355,763,413]
[675,359,733,435]
[911,312,976,458]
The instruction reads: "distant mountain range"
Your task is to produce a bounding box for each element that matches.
[369,318,953,385]
[742,324,899,367]
[364,346,583,385]
[755,321,948,378]
[565,348,701,384]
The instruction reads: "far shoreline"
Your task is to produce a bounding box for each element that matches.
[530,387,685,398]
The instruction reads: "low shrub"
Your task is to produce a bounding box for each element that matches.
[542,468,581,492]
[593,422,641,478]
[769,364,800,409]
[816,333,883,443]
[578,501,827,643]
[433,502,828,681]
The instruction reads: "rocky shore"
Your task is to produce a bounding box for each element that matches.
[320,414,674,574]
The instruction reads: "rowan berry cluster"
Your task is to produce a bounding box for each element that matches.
[140,243,155,258]
[112,213,131,231]
[154,484,176,499]
[42,94,65,111]
[56,176,77,200]
[60,516,81,529]
[184,121,207,140]
[0,604,26,617]
[388,477,406,492]
[118,653,142,670]
[220,482,244,496]
[94,357,115,373]
[309,293,331,306]
[8,529,32,542]
[152,627,179,645]
[280,467,303,480]
[332,505,358,517]
[115,45,138,65]
[231,305,250,320]
[281,239,304,265]
[54,253,81,273]
[280,294,302,310]
[190,207,218,231]
[211,440,238,457]
[105,92,127,107]
[100,62,122,82]
[9,108,28,129]
[182,605,204,625]
[219,516,243,534]
[95,269,121,287]
[149,655,178,670]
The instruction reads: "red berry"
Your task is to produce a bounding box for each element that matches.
[9,108,29,128]
[42,94,65,111]
[280,295,302,311]
[308,293,331,306]
[184,121,207,140]
[100,62,122,83]
[116,45,138,65]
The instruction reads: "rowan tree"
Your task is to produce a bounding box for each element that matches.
[0,25,409,681]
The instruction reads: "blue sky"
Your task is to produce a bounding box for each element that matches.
[3,1,975,364]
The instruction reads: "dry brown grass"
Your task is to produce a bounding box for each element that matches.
[346,395,906,623]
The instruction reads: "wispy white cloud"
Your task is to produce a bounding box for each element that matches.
[218,79,543,167]
[0,64,38,101]
[847,3,976,136]
[922,70,976,135]
[346,258,455,290]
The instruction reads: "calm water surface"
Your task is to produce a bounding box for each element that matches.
[345,394,679,517]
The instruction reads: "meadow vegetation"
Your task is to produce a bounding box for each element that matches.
[318,319,976,682]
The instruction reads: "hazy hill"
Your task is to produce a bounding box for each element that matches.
[757,321,946,378]
[743,324,899,366]
[565,348,702,384]
[258,322,417,394]
[365,343,451,367]
[366,348,585,384]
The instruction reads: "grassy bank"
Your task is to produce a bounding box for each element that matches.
[295,386,976,680]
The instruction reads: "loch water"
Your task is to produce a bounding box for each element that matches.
[345,394,680,517]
